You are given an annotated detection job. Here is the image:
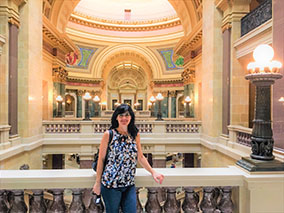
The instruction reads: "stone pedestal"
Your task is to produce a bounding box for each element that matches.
[237,157,284,172]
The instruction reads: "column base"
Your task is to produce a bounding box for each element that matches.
[236,157,284,172]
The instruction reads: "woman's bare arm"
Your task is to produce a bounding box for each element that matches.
[136,133,164,184]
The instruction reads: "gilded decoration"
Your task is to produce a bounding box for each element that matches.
[174,21,202,57]
[157,48,183,71]
[109,68,146,91]
[52,66,68,83]
[182,69,195,85]
[69,12,181,32]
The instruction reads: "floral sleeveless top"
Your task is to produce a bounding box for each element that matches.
[101,129,138,188]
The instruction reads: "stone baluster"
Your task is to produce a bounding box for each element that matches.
[0,190,9,213]
[136,187,143,213]
[164,187,181,213]
[69,189,85,213]
[29,190,47,213]
[47,189,66,213]
[200,187,218,213]
[145,187,162,213]
[182,187,199,213]
[87,192,104,213]
[9,190,27,213]
[218,186,234,213]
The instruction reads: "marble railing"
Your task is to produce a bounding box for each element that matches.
[240,0,272,36]
[43,120,202,134]
[0,167,243,213]
[1,167,284,212]
[228,125,252,147]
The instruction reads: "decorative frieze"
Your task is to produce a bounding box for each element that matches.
[181,69,195,84]
[52,66,68,82]
[174,21,202,57]
[69,13,181,32]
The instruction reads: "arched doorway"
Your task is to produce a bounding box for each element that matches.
[107,63,148,111]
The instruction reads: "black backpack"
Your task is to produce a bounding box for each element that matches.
[92,129,113,172]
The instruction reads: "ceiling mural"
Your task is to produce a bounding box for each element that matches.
[67,45,98,69]
[157,48,183,71]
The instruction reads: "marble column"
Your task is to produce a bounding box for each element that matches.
[222,28,231,135]
[77,91,83,118]
[0,35,11,148]
[272,0,284,149]
[8,22,19,136]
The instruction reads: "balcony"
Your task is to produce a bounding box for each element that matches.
[241,0,272,36]
[1,167,283,212]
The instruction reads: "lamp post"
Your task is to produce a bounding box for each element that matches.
[93,95,100,117]
[156,93,164,121]
[149,96,156,117]
[236,44,284,171]
[56,95,63,117]
[184,96,191,118]
[83,92,92,120]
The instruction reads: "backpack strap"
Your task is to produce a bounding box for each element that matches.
[108,129,113,144]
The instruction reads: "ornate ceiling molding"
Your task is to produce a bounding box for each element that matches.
[152,78,183,84]
[174,21,202,57]
[67,76,103,84]
[43,17,76,54]
[69,13,182,32]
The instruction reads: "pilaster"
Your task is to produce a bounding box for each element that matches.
[272,0,284,149]
[216,0,250,127]
[201,0,223,137]
[18,0,43,138]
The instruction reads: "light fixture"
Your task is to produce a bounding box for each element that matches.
[83,92,92,120]
[93,95,100,102]
[247,44,282,74]
[56,95,63,102]
[156,93,164,101]
[237,44,284,171]
[156,93,164,120]
[184,96,191,118]
[83,92,92,100]
[56,95,63,117]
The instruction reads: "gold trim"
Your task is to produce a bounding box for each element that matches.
[69,14,182,32]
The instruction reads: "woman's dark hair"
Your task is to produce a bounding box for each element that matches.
[110,104,139,139]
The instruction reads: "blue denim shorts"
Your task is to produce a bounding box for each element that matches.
[101,184,137,213]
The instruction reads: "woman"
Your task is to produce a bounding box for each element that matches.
[93,104,164,213]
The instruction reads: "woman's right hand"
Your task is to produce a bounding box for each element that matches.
[92,182,101,195]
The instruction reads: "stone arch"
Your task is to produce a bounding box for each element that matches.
[92,44,160,80]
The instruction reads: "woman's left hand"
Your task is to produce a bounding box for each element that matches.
[152,171,164,184]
